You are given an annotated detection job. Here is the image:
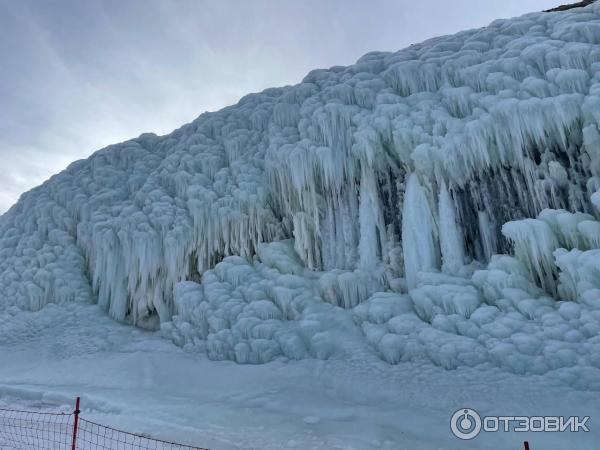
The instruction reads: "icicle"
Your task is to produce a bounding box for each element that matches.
[358,167,386,269]
[402,174,440,289]
[478,211,498,261]
[292,212,321,269]
[502,218,559,296]
[438,180,465,274]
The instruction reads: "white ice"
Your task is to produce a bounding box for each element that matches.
[2,1,600,395]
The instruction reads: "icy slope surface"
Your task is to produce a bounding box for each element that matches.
[3,3,600,381]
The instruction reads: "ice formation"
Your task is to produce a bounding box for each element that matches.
[2,3,600,385]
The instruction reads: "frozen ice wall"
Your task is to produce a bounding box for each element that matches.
[2,2,600,382]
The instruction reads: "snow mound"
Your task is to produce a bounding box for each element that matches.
[163,243,600,389]
[162,240,362,363]
[3,3,600,385]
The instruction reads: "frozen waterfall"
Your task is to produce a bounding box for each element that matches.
[2,2,600,387]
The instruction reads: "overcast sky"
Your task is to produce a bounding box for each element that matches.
[0,0,555,213]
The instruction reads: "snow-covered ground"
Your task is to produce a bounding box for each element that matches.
[1,302,598,450]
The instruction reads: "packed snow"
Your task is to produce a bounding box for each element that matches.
[1,301,600,449]
[2,0,600,428]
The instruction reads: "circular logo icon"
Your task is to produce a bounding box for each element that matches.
[450,408,482,440]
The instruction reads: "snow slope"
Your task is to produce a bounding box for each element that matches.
[3,3,600,388]
[1,302,599,449]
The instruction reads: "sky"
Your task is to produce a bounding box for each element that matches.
[0,0,556,213]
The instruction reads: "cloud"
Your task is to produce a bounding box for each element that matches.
[0,0,554,213]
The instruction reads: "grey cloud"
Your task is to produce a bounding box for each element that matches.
[0,0,554,212]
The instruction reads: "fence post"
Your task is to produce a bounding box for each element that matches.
[71,396,80,450]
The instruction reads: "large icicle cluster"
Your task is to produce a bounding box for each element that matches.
[2,3,600,383]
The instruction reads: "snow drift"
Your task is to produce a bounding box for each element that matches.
[3,3,600,386]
